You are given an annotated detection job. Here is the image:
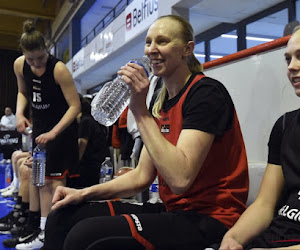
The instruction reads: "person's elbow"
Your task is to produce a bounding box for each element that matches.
[73,102,81,116]
[168,177,194,195]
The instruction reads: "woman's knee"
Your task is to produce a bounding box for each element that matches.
[44,209,72,250]
[19,164,31,181]
[64,216,132,250]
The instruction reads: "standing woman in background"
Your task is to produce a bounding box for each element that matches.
[9,19,80,249]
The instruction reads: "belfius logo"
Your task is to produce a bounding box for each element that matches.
[126,0,158,31]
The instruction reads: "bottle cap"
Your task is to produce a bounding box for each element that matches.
[129,56,151,77]
[25,127,32,134]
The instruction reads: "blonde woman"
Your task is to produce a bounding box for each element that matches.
[44,15,248,250]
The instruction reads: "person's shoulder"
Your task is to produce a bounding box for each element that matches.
[284,109,299,117]
[279,108,300,129]
[199,75,225,87]
[53,60,70,77]
[278,109,299,123]
[190,74,231,98]
[14,55,25,67]
[14,55,25,74]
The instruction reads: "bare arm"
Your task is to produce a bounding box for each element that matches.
[220,163,284,248]
[133,111,214,194]
[36,61,80,145]
[14,56,31,134]
[118,63,214,194]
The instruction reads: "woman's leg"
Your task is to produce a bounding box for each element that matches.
[63,210,227,250]
[44,201,165,250]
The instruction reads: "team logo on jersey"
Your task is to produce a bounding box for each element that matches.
[33,86,41,91]
[33,79,41,84]
[161,124,170,134]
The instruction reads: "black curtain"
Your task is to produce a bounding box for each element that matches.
[0,49,22,118]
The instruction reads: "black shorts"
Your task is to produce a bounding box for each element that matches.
[44,201,228,250]
[33,121,79,179]
[244,217,300,249]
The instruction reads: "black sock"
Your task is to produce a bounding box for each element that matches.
[20,202,29,212]
[16,196,22,205]
[27,211,40,229]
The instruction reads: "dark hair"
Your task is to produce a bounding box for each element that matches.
[79,95,92,116]
[19,20,46,52]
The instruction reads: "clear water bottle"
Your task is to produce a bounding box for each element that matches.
[99,166,106,183]
[101,157,113,182]
[25,126,32,135]
[5,160,12,187]
[32,144,46,186]
[91,56,151,126]
[148,176,162,204]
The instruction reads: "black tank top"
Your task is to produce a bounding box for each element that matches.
[23,54,69,127]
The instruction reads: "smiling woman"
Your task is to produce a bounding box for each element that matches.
[43,15,248,250]
[219,25,300,250]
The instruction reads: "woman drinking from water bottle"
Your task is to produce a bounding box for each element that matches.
[43,15,248,250]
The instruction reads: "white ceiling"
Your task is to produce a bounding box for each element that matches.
[77,0,288,92]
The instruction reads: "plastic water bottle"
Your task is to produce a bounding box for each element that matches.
[32,144,46,186]
[99,166,106,183]
[25,126,32,135]
[91,56,151,126]
[148,176,162,204]
[101,157,113,182]
[5,160,12,187]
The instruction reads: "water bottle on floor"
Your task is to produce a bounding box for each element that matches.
[5,160,12,187]
[91,56,151,126]
[32,144,46,186]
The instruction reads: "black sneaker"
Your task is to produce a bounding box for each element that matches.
[0,203,20,223]
[0,209,20,234]
[2,225,39,248]
[10,210,29,235]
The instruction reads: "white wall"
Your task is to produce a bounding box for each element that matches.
[205,46,300,163]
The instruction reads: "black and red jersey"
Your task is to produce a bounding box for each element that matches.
[155,73,249,229]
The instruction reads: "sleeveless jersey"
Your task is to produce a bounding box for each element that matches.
[155,74,248,228]
[22,54,79,178]
[23,55,69,127]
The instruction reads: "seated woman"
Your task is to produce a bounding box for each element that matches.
[43,15,249,250]
[220,25,300,249]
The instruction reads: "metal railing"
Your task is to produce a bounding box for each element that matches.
[81,0,133,47]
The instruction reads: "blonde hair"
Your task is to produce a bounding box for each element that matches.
[19,20,46,52]
[152,15,202,118]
